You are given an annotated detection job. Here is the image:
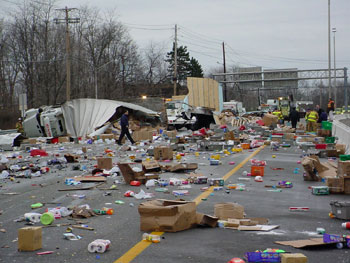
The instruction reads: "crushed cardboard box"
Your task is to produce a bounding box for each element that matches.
[274,238,325,248]
[138,199,197,232]
[262,114,278,126]
[281,253,308,263]
[154,146,173,160]
[118,163,159,184]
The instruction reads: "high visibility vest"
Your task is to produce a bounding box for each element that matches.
[307,111,317,122]
[272,111,283,120]
[328,100,334,109]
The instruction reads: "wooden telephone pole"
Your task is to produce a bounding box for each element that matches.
[54,7,80,102]
[173,24,178,96]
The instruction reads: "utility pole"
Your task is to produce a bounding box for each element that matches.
[332,28,337,107]
[222,42,227,102]
[345,67,348,112]
[55,7,79,102]
[328,0,331,101]
[173,24,178,96]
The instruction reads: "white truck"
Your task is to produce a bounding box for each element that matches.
[165,100,197,130]
[223,100,246,115]
[22,106,67,138]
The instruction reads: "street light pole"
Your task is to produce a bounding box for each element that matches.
[328,0,332,102]
[332,28,337,107]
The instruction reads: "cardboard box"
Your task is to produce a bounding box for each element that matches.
[337,161,350,177]
[58,136,70,143]
[97,157,113,170]
[196,213,218,227]
[138,199,197,232]
[344,177,350,194]
[281,253,308,263]
[317,129,332,137]
[142,160,161,172]
[118,163,158,184]
[214,202,244,220]
[132,130,153,142]
[64,154,79,163]
[262,114,278,126]
[154,146,173,160]
[18,227,42,251]
[226,218,240,228]
[163,130,177,138]
[284,133,295,140]
[225,131,235,141]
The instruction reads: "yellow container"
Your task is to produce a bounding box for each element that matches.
[176,154,182,160]
[210,155,221,160]
[195,152,200,157]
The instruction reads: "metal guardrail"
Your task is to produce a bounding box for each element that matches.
[0,129,18,135]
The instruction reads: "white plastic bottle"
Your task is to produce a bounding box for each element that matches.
[24,212,42,223]
[142,233,161,243]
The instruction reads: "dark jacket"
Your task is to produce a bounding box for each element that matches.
[289,109,299,122]
[319,112,328,122]
[120,114,129,128]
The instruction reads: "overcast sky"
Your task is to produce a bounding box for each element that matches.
[2,0,350,74]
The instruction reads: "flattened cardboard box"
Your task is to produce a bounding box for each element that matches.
[214,202,244,220]
[262,114,278,126]
[337,161,350,177]
[196,213,218,227]
[138,199,197,232]
[18,227,42,251]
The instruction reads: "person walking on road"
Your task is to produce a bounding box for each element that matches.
[305,108,319,132]
[289,107,300,129]
[117,110,135,145]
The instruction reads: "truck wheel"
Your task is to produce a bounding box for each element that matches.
[336,242,343,249]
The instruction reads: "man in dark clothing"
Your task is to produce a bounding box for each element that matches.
[117,110,135,145]
[318,109,328,123]
[289,107,300,129]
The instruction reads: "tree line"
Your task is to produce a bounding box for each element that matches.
[0,0,203,128]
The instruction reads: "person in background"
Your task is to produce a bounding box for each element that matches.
[305,108,319,132]
[327,98,335,114]
[16,117,24,134]
[318,109,328,123]
[315,104,322,117]
[117,110,135,145]
[289,107,300,129]
[272,108,283,124]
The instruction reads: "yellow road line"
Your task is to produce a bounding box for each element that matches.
[114,145,265,263]
[193,145,265,205]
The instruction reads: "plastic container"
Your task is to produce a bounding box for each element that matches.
[40,212,54,225]
[311,186,329,195]
[241,143,250,150]
[251,166,264,176]
[142,233,161,243]
[325,137,336,144]
[24,212,42,223]
[88,239,111,253]
[342,222,350,230]
[315,144,327,150]
[322,121,333,130]
[340,155,350,161]
[330,201,350,220]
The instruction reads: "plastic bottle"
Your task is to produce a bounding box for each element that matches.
[142,233,161,243]
[342,222,350,230]
[24,212,42,223]
[102,208,114,215]
[88,239,111,253]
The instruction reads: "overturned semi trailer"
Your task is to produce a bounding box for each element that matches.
[23,99,160,138]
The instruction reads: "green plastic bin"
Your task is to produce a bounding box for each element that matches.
[322,121,332,130]
[340,155,350,161]
[325,137,335,144]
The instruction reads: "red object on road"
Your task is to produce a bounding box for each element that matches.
[289,207,310,212]
[227,258,245,263]
[315,144,327,150]
[36,251,54,255]
[130,181,141,186]
[30,149,48,157]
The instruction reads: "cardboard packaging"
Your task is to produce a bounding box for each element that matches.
[214,202,244,220]
[97,157,113,170]
[196,213,218,227]
[163,130,177,138]
[132,130,153,142]
[337,161,350,177]
[262,114,278,126]
[118,163,158,184]
[142,160,161,172]
[224,131,235,141]
[138,199,197,232]
[281,253,308,263]
[58,136,70,143]
[154,146,173,160]
[18,227,42,251]
[344,177,350,194]
[317,129,332,137]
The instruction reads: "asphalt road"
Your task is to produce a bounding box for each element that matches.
[0,140,349,263]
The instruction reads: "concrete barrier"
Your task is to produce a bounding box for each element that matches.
[332,114,350,154]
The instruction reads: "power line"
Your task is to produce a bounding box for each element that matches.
[178,25,222,44]
[126,26,172,31]
[178,36,222,53]
[123,22,173,27]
